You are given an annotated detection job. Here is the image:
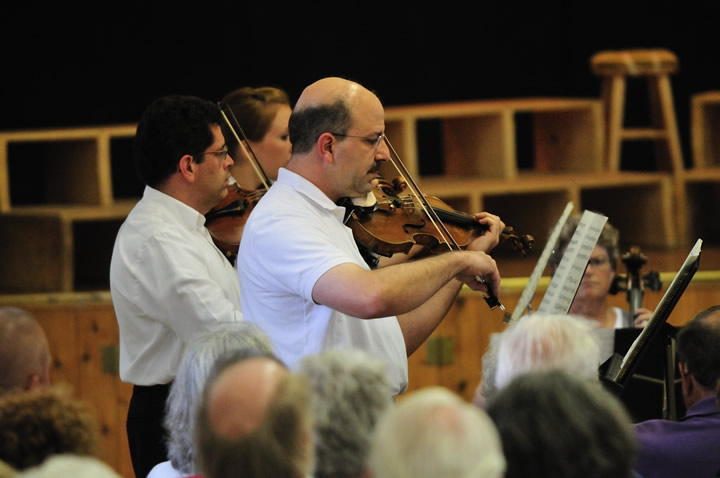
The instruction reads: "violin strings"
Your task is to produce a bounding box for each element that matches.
[381,135,505,312]
[382,137,459,252]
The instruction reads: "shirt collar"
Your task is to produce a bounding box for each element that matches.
[143,186,208,232]
[276,168,345,214]
[684,396,720,419]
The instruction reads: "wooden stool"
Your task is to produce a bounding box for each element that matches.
[591,49,684,173]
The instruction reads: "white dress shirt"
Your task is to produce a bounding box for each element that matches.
[110,186,243,385]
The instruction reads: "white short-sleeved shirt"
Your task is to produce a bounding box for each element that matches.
[110,186,243,385]
[237,168,408,395]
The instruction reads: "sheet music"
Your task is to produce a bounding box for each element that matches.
[506,201,575,324]
[537,210,608,315]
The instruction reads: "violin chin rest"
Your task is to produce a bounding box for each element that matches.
[350,191,378,208]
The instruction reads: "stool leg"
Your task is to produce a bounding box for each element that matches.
[649,78,671,170]
[656,75,685,173]
[605,75,626,172]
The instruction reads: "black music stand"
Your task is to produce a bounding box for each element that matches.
[599,239,702,422]
[611,325,684,422]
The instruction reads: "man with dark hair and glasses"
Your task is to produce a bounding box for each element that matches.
[237,77,503,397]
[110,95,244,478]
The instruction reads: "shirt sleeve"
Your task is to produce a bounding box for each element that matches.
[241,209,358,302]
[129,229,243,342]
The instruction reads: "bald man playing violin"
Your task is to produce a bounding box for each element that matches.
[237,77,503,395]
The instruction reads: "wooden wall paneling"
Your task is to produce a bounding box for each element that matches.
[19,302,132,477]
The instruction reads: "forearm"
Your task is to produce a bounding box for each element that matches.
[314,251,467,319]
[363,251,469,317]
[397,278,464,356]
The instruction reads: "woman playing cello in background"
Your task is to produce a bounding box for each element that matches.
[548,213,651,328]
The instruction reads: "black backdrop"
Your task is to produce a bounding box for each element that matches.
[3,1,720,164]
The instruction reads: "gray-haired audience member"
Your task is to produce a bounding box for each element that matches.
[194,352,313,478]
[0,307,51,394]
[633,305,720,478]
[147,323,273,478]
[486,370,636,478]
[297,349,393,478]
[369,386,505,478]
[474,313,600,407]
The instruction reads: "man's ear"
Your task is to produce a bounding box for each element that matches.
[178,154,196,181]
[25,373,42,391]
[317,133,335,164]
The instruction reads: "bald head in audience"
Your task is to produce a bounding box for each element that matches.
[369,386,506,478]
[195,354,313,478]
[0,307,51,394]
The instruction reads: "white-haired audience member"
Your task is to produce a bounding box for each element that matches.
[486,369,637,478]
[474,313,600,407]
[194,353,313,478]
[297,349,393,478]
[147,323,273,478]
[0,307,51,394]
[368,386,505,478]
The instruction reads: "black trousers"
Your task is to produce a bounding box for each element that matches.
[126,383,171,478]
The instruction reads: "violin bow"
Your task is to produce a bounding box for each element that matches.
[382,135,505,312]
[217,101,273,190]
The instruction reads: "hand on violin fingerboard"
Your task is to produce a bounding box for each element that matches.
[466,212,505,253]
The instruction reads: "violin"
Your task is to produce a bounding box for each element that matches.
[205,101,273,264]
[205,184,265,262]
[341,136,534,312]
[346,176,535,259]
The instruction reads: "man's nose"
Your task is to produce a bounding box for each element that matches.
[375,140,390,161]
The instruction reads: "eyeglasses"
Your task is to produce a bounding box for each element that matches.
[329,132,386,150]
[197,148,230,161]
[587,257,609,267]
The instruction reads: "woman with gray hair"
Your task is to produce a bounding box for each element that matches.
[297,348,393,478]
[146,322,273,478]
[548,213,651,328]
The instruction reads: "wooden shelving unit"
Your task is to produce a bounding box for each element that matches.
[384,98,605,179]
[0,96,693,293]
[674,91,720,246]
[0,125,141,293]
[383,98,677,250]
